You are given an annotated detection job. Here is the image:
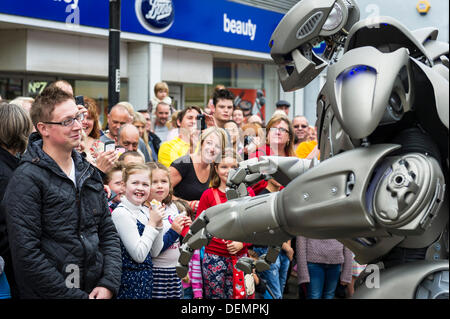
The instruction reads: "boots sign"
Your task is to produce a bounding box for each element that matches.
[135,0,175,34]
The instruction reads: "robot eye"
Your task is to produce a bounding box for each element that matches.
[322,2,344,31]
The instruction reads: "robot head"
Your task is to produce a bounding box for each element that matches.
[269,0,360,92]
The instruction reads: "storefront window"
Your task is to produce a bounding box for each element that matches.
[74,79,128,128]
[212,60,272,121]
[213,60,264,90]
[0,77,23,101]
[184,84,206,108]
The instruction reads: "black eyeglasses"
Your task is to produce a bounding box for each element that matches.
[293,124,308,129]
[270,127,289,134]
[43,113,85,127]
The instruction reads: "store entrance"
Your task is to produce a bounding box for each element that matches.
[168,84,182,110]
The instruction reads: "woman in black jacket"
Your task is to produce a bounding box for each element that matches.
[0,102,33,298]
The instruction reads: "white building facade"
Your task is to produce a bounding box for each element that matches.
[1,0,447,126]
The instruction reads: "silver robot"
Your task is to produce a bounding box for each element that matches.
[177,0,449,299]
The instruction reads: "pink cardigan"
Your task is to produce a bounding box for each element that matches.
[181,249,203,298]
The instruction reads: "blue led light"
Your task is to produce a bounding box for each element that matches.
[338,65,376,81]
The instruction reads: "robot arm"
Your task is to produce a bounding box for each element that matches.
[177,144,446,277]
[177,155,312,276]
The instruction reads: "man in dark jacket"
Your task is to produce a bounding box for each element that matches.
[2,87,122,299]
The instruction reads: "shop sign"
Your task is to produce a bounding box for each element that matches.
[0,0,283,53]
[28,81,48,96]
[135,0,175,34]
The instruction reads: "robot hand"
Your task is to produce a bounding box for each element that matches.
[235,246,282,274]
[176,192,292,278]
[226,156,312,199]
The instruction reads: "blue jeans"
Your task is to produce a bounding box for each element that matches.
[182,286,193,299]
[0,272,11,299]
[253,247,290,299]
[306,263,341,299]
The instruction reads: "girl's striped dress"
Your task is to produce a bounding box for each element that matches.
[151,203,183,299]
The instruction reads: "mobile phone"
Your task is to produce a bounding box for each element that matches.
[197,114,206,131]
[75,95,85,106]
[104,141,116,152]
[244,135,254,146]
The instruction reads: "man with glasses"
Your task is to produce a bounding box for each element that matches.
[292,115,310,152]
[2,87,122,299]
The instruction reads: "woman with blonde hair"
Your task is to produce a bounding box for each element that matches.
[165,110,180,142]
[169,126,227,214]
[133,111,155,162]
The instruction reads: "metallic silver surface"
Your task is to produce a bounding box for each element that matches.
[176,0,449,299]
[353,260,448,299]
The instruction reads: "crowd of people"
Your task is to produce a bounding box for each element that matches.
[0,80,366,300]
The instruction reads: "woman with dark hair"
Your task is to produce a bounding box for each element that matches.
[0,102,33,298]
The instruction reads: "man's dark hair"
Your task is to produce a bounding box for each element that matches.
[213,89,235,106]
[176,105,202,124]
[30,86,74,132]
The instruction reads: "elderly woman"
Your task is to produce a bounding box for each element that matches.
[252,113,295,159]
[169,126,227,214]
[0,102,33,298]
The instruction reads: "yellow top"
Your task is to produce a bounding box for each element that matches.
[158,137,190,167]
[295,140,320,160]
